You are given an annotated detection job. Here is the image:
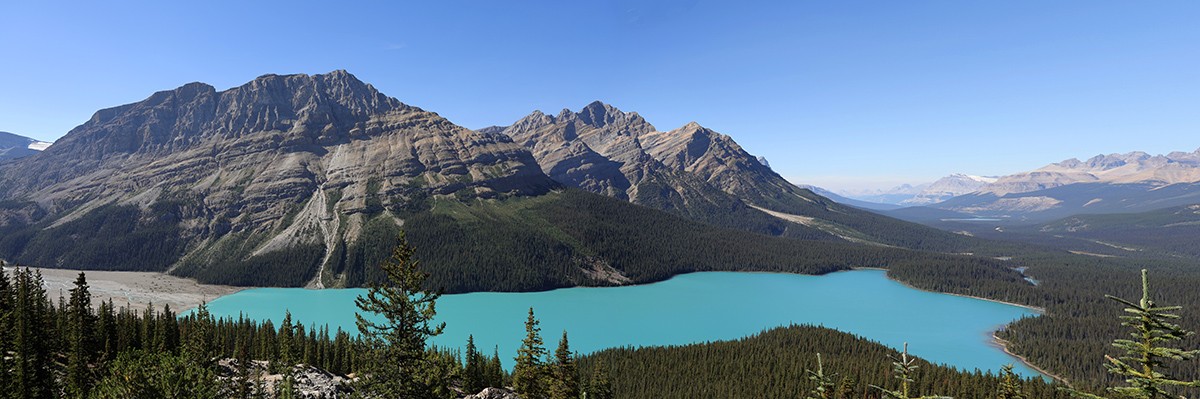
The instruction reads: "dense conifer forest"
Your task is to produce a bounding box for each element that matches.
[3,190,1200,397]
[6,253,1200,398]
[576,324,1071,399]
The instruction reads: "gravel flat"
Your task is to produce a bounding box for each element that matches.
[3,266,248,313]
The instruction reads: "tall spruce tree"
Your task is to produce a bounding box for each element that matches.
[1063,269,1200,399]
[583,361,613,399]
[463,334,485,394]
[487,346,506,389]
[997,364,1026,399]
[870,343,952,399]
[548,331,580,399]
[354,232,446,398]
[0,265,13,395]
[12,267,55,399]
[66,272,96,398]
[513,307,547,398]
[0,266,13,395]
[806,353,837,399]
[95,299,117,363]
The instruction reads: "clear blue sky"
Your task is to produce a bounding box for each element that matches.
[2,1,1197,191]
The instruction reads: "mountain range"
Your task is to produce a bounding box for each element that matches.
[0,70,997,291]
[924,150,1200,222]
[491,101,986,250]
[831,174,996,207]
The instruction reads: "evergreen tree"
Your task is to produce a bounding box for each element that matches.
[997,364,1026,399]
[806,353,837,399]
[583,361,613,399]
[548,331,579,399]
[463,334,485,394]
[513,307,547,398]
[235,340,255,399]
[0,266,13,395]
[486,346,506,389]
[182,302,221,396]
[353,232,446,398]
[839,374,859,399]
[66,271,96,398]
[279,310,295,365]
[158,303,179,353]
[870,343,952,399]
[95,299,117,363]
[11,267,55,399]
[1064,269,1200,399]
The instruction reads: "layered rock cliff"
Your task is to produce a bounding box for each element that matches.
[0,70,554,286]
[498,102,981,250]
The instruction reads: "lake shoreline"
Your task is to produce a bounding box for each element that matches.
[865,267,1048,314]
[857,267,1058,382]
[991,333,1071,386]
[3,266,250,312]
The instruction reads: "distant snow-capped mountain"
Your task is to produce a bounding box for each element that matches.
[838,183,929,205]
[900,174,997,206]
[0,131,52,159]
[931,149,1200,222]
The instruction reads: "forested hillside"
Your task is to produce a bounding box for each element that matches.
[576,324,1071,399]
[306,188,1036,294]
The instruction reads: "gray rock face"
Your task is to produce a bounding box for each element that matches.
[218,359,351,399]
[500,102,820,216]
[464,387,521,399]
[0,70,556,283]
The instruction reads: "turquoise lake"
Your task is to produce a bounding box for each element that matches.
[202,269,1044,377]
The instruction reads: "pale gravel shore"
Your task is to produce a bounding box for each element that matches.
[3,266,249,312]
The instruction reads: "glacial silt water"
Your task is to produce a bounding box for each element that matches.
[202,270,1043,377]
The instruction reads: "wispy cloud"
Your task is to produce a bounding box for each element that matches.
[385,43,407,50]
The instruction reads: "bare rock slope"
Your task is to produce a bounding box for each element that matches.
[0,71,554,286]
[498,102,981,250]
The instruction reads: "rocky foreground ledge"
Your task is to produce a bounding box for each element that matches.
[216,359,520,399]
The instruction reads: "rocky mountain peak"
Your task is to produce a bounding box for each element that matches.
[0,71,554,286]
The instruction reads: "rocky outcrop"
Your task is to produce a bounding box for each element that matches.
[464,387,521,399]
[218,359,352,399]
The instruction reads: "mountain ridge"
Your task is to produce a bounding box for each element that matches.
[927,149,1200,221]
[499,102,995,252]
[0,70,556,287]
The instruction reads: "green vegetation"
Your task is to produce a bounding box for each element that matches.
[4,237,1200,398]
[173,230,324,287]
[1,203,185,272]
[328,188,1031,295]
[365,177,383,195]
[632,173,835,240]
[1062,269,1200,399]
[354,232,449,398]
[576,324,1071,399]
[513,308,547,397]
[995,255,1200,392]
